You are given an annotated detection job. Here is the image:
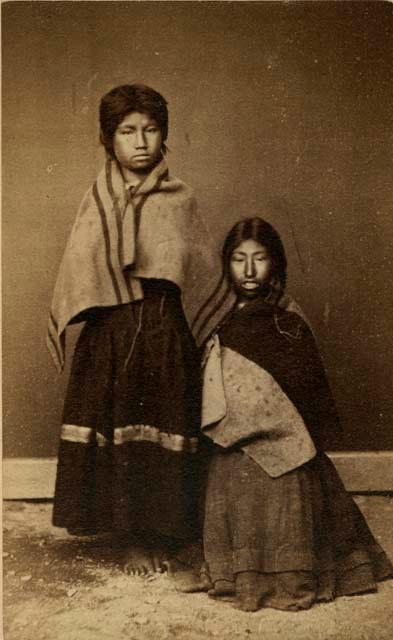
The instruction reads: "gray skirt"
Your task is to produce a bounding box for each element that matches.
[204,448,392,610]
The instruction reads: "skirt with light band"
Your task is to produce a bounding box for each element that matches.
[53,280,203,543]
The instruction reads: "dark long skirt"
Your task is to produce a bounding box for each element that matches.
[204,448,392,610]
[53,280,202,544]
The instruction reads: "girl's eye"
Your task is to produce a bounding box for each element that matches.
[146,128,158,133]
[231,256,244,263]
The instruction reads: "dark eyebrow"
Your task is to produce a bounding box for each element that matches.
[232,249,268,256]
[117,122,158,131]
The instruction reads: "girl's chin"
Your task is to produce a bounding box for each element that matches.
[242,289,260,297]
[237,288,262,300]
[234,284,270,300]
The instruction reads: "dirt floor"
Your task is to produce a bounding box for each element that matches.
[2,496,393,640]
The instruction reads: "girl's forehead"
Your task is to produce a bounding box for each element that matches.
[232,239,268,253]
[118,111,157,127]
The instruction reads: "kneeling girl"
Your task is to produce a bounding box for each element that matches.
[197,217,392,611]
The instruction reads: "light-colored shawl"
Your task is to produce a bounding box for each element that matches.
[47,157,214,371]
[201,335,316,478]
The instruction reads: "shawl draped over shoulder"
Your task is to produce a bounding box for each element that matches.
[201,298,342,478]
[47,157,214,371]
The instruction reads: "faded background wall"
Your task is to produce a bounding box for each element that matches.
[3,1,393,457]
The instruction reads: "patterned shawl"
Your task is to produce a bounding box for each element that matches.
[47,157,214,371]
[201,297,341,477]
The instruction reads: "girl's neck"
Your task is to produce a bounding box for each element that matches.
[235,285,272,309]
[120,166,146,187]
[235,292,275,313]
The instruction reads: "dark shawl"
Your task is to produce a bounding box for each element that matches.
[201,297,341,477]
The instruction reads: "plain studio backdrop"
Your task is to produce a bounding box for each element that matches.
[2,1,393,464]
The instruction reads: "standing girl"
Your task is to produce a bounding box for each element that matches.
[48,84,212,574]
[197,217,392,610]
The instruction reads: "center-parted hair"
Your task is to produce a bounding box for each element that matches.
[222,217,287,291]
[99,83,168,158]
[191,217,287,339]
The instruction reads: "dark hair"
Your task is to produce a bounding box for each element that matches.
[222,217,287,291]
[99,83,168,158]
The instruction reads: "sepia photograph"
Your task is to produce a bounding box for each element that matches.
[2,1,393,638]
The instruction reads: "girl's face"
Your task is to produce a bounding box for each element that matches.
[113,111,163,176]
[229,238,272,301]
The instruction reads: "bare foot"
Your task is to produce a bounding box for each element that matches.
[165,559,212,593]
[208,579,235,602]
[123,545,166,576]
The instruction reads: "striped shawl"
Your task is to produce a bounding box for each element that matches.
[47,157,214,371]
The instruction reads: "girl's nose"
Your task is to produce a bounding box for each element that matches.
[135,130,147,148]
[245,258,256,278]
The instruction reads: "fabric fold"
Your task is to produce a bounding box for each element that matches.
[47,157,214,371]
[202,335,316,477]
